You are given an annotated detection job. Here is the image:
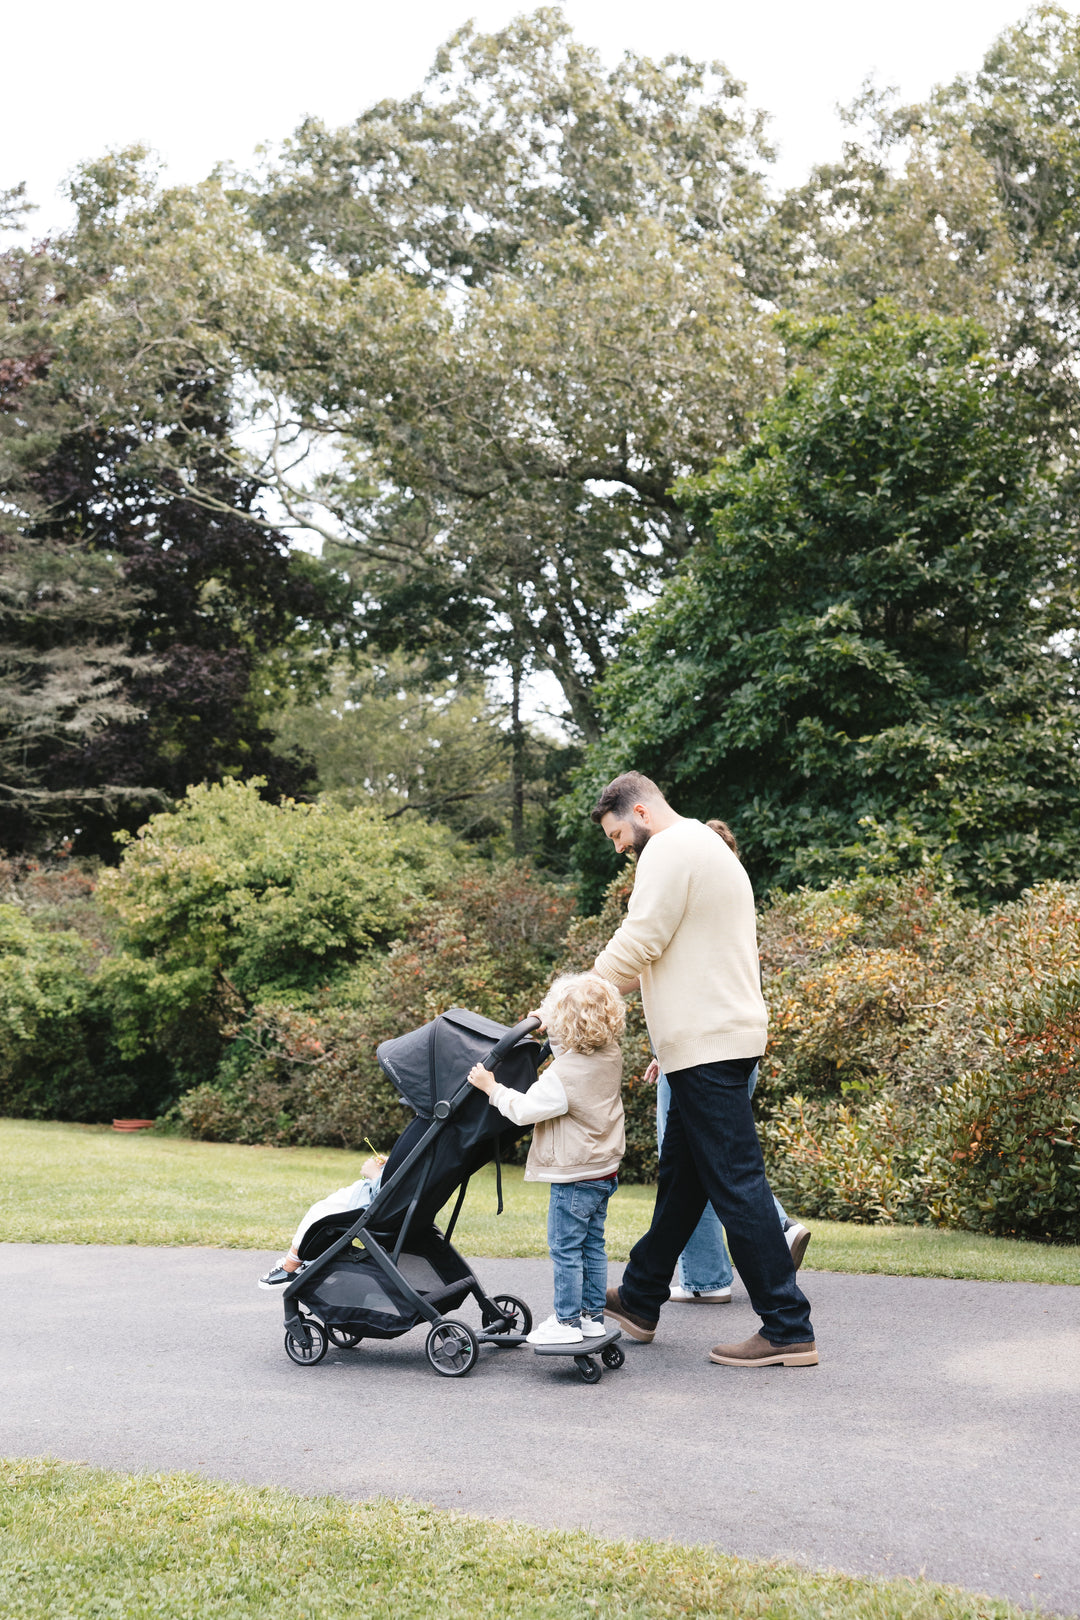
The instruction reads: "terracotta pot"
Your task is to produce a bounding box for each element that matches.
[111,1119,155,1132]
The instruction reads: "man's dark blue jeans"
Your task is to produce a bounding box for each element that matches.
[618,1057,814,1346]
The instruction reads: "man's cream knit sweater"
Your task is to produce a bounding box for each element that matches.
[593,817,767,1073]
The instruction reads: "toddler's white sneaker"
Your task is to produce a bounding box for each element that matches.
[526,1314,584,1345]
[668,1284,732,1302]
[579,1315,606,1337]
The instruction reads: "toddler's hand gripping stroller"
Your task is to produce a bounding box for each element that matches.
[279,1007,544,1377]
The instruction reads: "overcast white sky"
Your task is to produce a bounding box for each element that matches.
[5,0,1074,235]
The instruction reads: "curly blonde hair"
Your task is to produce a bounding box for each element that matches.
[538,973,626,1054]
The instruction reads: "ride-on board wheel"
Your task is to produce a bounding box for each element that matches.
[284,1319,328,1366]
[327,1326,362,1349]
[425,1319,479,1378]
[601,1342,625,1370]
[488,1294,533,1336]
[574,1356,603,1384]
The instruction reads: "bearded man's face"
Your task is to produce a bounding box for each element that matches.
[599,809,651,856]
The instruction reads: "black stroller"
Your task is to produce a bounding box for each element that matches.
[279,1007,625,1381]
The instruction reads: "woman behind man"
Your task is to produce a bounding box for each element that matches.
[656,818,810,1302]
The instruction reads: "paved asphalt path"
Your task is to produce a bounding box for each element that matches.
[2,1245,1078,1615]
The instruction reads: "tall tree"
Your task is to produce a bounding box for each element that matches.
[572,308,1080,905]
[777,4,1080,448]
[242,11,781,742]
[251,8,774,283]
[0,155,349,853]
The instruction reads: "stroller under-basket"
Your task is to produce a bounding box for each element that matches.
[279,1007,626,1381]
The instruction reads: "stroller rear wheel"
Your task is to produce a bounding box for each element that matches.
[327,1326,363,1349]
[425,1319,479,1378]
[284,1319,328,1366]
[488,1294,533,1336]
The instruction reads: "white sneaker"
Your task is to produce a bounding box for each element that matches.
[526,1314,583,1345]
[668,1285,732,1302]
[579,1315,606,1337]
[785,1222,812,1269]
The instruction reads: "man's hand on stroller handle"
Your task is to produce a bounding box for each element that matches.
[467,1063,497,1095]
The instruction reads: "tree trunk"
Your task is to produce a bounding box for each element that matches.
[510,656,526,855]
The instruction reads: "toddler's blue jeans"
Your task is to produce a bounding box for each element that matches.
[547,1176,617,1326]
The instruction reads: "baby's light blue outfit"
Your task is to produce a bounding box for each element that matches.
[291,1170,382,1252]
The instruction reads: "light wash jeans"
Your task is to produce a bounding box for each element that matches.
[547,1176,617,1325]
[656,1067,788,1292]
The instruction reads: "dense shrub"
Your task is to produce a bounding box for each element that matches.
[758,874,1080,1238]
[174,864,578,1152]
[918,977,1080,1241]
[5,804,1078,1232]
[98,778,458,1084]
[0,901,166,1122]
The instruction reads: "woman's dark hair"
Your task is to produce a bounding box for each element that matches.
[706,818,739,859]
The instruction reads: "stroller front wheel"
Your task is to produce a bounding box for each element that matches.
[284,1319,328,1366]
[426,1319,479,1378]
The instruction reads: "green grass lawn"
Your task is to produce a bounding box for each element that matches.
[3,1117,1079,1284]
[0,1458,1024,1620]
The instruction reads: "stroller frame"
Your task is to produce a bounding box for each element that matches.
[280,1015,542,1376]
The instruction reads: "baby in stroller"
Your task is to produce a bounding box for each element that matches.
[467,972,625,1345]
[258,1151,388,1289]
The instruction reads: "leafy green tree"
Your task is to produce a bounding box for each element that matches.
[243,12,781,743]
[251,8,773,283]
[778,5,1080,447]
[573,308,1080,904]
[271,653,568,855]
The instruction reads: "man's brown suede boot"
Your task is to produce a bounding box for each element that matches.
[708,1331,818,1367]
[604,1286,658,1343]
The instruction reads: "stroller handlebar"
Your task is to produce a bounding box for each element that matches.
[483,1014,542,1069]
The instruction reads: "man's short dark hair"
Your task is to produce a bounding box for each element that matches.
[591,771,665,824]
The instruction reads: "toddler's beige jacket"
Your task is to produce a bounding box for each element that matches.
[488,1040,624,1183]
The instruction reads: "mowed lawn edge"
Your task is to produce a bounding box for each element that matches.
[3,1118,1078,1285]
[0,1458,1027,1620]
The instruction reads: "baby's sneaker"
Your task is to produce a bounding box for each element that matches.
[257,1257,304,1290]
[526,1314,583,1345]
[579,1315,606,1338]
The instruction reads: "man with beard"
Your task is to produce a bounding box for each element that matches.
[590,771,817,1367]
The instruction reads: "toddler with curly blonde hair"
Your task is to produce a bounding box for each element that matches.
[468,972,625,1345]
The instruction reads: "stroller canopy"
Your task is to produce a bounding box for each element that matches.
[377,1007,542,1122]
